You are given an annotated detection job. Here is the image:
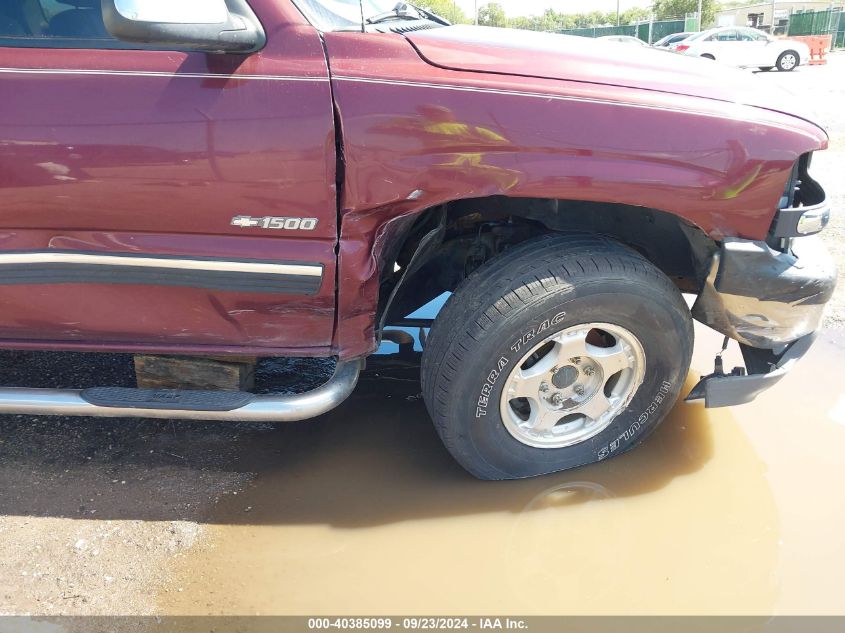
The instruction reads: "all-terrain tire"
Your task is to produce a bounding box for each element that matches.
[420,234,693,480]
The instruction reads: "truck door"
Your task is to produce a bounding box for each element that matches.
[0,0,337,355]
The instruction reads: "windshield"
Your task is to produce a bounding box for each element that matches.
[294,0,417,31]
[741,28,771,41]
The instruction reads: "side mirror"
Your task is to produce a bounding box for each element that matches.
[101,0,266,54]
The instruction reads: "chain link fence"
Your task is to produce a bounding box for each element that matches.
[558,8,845,48]
[558,19,686,44]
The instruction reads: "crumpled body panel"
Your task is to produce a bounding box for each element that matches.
[691,236,836,348]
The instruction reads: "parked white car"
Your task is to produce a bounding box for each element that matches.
[596,35,649,46]
[674,26,810,71]
[653,32,695,48]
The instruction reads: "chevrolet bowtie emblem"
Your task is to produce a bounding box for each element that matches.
[230,216,318,230]
[230,216,260,228]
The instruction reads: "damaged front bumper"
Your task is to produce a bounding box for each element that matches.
[687,235,836,407]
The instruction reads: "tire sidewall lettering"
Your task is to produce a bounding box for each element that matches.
[475,356,509,419]
[509,311,567,355]
[475,311,565,419]
[596,380,672,460]
[463,291,687,474]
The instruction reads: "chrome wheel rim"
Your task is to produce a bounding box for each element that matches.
[499,323,646,449]
[781,54,797,70]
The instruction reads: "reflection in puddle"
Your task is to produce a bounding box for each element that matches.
[162,361,781,615]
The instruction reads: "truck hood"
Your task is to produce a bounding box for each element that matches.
[405,26,822,130]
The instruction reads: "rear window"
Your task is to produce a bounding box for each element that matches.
[710,30,739,41]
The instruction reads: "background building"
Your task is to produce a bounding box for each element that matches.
[715,1,841,34]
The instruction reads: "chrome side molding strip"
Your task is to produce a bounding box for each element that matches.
[0,359,362,422]
[0,250,324,294]
[0,251,323,276]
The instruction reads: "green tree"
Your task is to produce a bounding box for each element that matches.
[620,7,651,24]
[414,0,470,24]
[653,0,716,28]
[477,2,507,27]
[571,11,615,28]
[507,15,532,30]
[505,8,563,31]
[461,5,696,34]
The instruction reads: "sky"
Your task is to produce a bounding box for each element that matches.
[451,0,652,18]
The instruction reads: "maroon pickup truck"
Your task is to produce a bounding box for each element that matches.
[0,0,835,479]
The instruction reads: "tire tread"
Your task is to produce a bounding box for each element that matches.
[421,233,691,479]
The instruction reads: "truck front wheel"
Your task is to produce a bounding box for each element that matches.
[420,234,693,480]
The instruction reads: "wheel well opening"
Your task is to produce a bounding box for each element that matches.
[378,196,715,328]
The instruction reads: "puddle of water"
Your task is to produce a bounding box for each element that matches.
[714,330,845,616]
[158,325,845,616]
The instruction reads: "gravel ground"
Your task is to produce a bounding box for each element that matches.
[0,355,333,615]
[1,53,844,616]
[0,413,254,615]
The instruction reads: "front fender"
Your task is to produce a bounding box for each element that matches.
[324,32,827,359]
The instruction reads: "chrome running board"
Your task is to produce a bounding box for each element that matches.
[0,359,362,422]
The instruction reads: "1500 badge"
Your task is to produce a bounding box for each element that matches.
[231,216,318,230]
